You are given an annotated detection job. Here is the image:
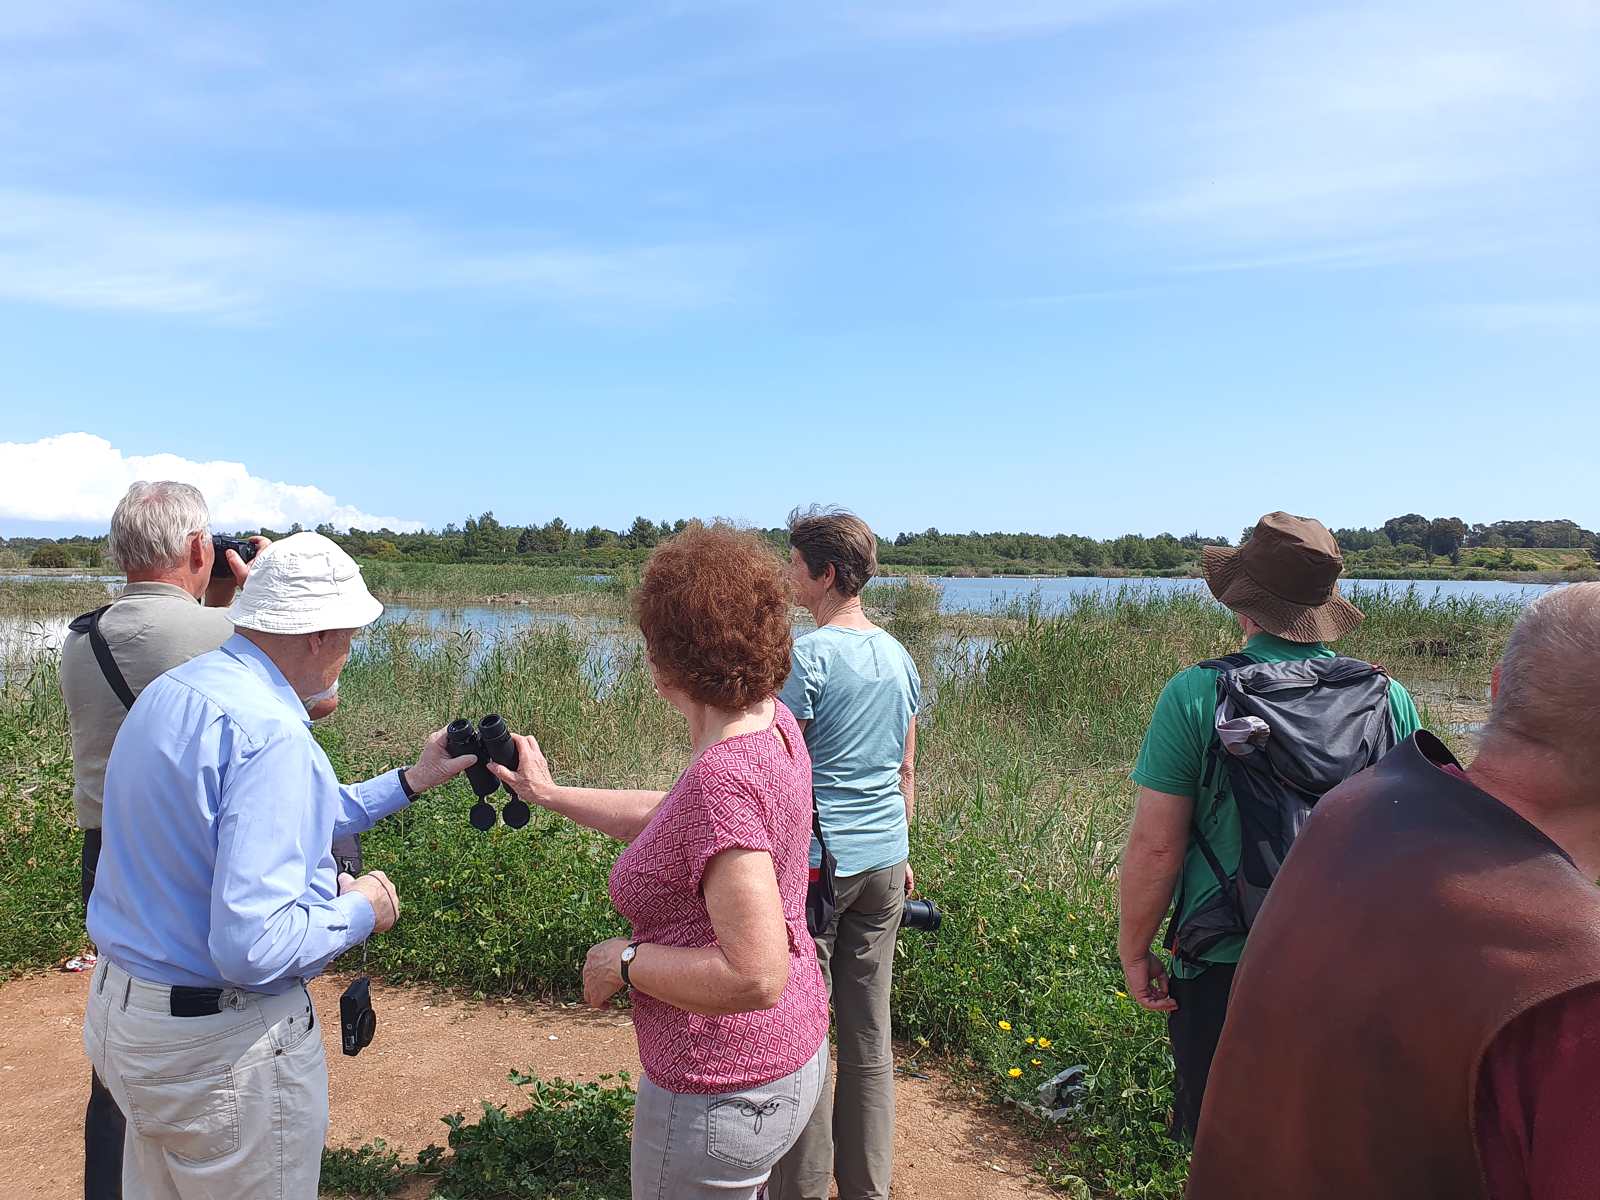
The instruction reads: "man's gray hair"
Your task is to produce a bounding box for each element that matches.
[108,481,211,572]
[1487,582,1600,761]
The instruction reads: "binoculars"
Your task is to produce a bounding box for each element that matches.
[446,714,530,831]
[210,534,259,579]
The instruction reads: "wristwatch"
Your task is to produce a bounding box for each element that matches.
[619,941,641,988]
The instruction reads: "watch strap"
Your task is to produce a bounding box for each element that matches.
[620,941,640,988]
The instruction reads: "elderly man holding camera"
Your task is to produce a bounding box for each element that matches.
[80,532,473,1200]
[61,481,267,1200]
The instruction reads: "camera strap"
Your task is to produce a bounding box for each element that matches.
[69,605,137,711]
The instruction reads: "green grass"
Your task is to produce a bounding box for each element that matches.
[355,561,631,607]
[0,578,114,616]
[0,589,1523,1197]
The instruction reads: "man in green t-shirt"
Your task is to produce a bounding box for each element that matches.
[1116,512,1421,1141]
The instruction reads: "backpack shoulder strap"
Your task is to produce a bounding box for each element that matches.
[68,605,137,711]
[1197,652,1256,674]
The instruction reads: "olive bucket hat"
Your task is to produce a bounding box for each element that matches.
[1202,512,1364,644]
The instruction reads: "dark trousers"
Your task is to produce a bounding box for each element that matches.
[1166,962,1237,1143]
[81,828,125,1200]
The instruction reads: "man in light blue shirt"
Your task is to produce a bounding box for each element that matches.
[82,533,471,1200]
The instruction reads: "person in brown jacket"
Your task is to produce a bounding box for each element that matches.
[1187,582,1600,1200]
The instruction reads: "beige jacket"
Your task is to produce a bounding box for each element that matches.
[59,582,234,828]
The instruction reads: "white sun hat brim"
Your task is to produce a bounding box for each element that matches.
[226,532,385,635]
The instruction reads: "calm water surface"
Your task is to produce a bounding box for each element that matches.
[0,575,1554,671]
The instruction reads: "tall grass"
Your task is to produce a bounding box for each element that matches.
[356,562,627,606]
[0,579,114,615]
[0,590,1523,1196]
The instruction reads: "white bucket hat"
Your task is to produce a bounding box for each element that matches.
[227,532,384,634]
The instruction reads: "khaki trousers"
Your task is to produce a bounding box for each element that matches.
[82,959,328,1200]
[769,861,905,1200]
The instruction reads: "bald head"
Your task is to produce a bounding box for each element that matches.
[1485,583,1600,769]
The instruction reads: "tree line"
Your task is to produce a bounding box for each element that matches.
[5,512,1596,575]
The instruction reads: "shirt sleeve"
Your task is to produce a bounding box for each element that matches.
[683,767,777,894]
[1475,983,1600,1200]
[1387,680,1423,741]
[905,650,923,716]
[1130,668,1215,798]
[333,770,410,837]
[208,729,374,987]
[778,641,822,721]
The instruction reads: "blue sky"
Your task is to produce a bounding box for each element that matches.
[1,0,1596,540]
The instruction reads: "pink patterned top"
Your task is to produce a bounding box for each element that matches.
[609,701,829,1094]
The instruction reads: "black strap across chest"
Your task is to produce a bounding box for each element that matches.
[68,605,137,711]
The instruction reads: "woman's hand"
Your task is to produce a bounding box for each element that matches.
[487,732,559,807]
[584,937,630,1008]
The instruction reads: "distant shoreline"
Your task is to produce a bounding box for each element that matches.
[4,561,1592,588]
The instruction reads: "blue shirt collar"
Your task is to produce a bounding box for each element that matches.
[219,633,312,727]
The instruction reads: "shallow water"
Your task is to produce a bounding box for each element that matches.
[0,573,1547,684]
[881,574,1552,613]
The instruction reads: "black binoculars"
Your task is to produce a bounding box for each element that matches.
[900,898,942,933]
[446,714,530,831]
[210,534,259,579]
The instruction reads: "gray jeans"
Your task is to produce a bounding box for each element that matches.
[769,860,906,1200]
[632,1040,826,1200]
[83,958,327,1200]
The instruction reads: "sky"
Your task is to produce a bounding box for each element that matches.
[1,0,1597,541]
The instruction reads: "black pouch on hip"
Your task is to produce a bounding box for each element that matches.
[805,804,837,938]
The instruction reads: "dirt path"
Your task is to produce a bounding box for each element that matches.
[2,970,1055,1200]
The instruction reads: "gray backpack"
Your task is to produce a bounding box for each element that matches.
[1168,653,1396,965]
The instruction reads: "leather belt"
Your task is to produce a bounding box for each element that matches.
[169,986,225,1017]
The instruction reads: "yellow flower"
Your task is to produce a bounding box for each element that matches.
[1025,1036,1036,1045]
[1115,990,1129,1000]
[1007,1067,1023,1078]
[1037,1037,1053,1049]
[1031,1058,1043,1067]
[997,1020,1012,1031]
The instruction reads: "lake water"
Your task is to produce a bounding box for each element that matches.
[0,573,1554,672]
[876,574,1552,612]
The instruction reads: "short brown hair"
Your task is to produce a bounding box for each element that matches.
[634,523,793,710]
[788,505,878,598]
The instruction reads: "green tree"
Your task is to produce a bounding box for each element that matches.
[1382,513,1429,549]
[28,545,71,568]
[626,517,660,549]
[1426,517,1468,562]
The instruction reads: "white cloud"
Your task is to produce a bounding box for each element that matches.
[1118,0,1600,264]
[1438,301,1600,333]
[0,433,423,532]
[846,0,1171,39]
[0,189,748,321]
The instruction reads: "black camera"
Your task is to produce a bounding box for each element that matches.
[446,714,529,830]
[339,975,376,1056]
[210,534,259,579]
[900,898,942,933]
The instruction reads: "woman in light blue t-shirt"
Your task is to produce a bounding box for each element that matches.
[769,507,919,1200]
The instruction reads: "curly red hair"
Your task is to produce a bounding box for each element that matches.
[634,523,793,711]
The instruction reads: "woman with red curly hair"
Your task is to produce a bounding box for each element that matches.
[490,524,828,1200]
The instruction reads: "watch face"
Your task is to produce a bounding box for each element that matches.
[621,944,637,963]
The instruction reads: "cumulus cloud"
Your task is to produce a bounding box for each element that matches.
[0,433,423,532]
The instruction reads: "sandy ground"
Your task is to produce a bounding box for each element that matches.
[2,969,1055,1200]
